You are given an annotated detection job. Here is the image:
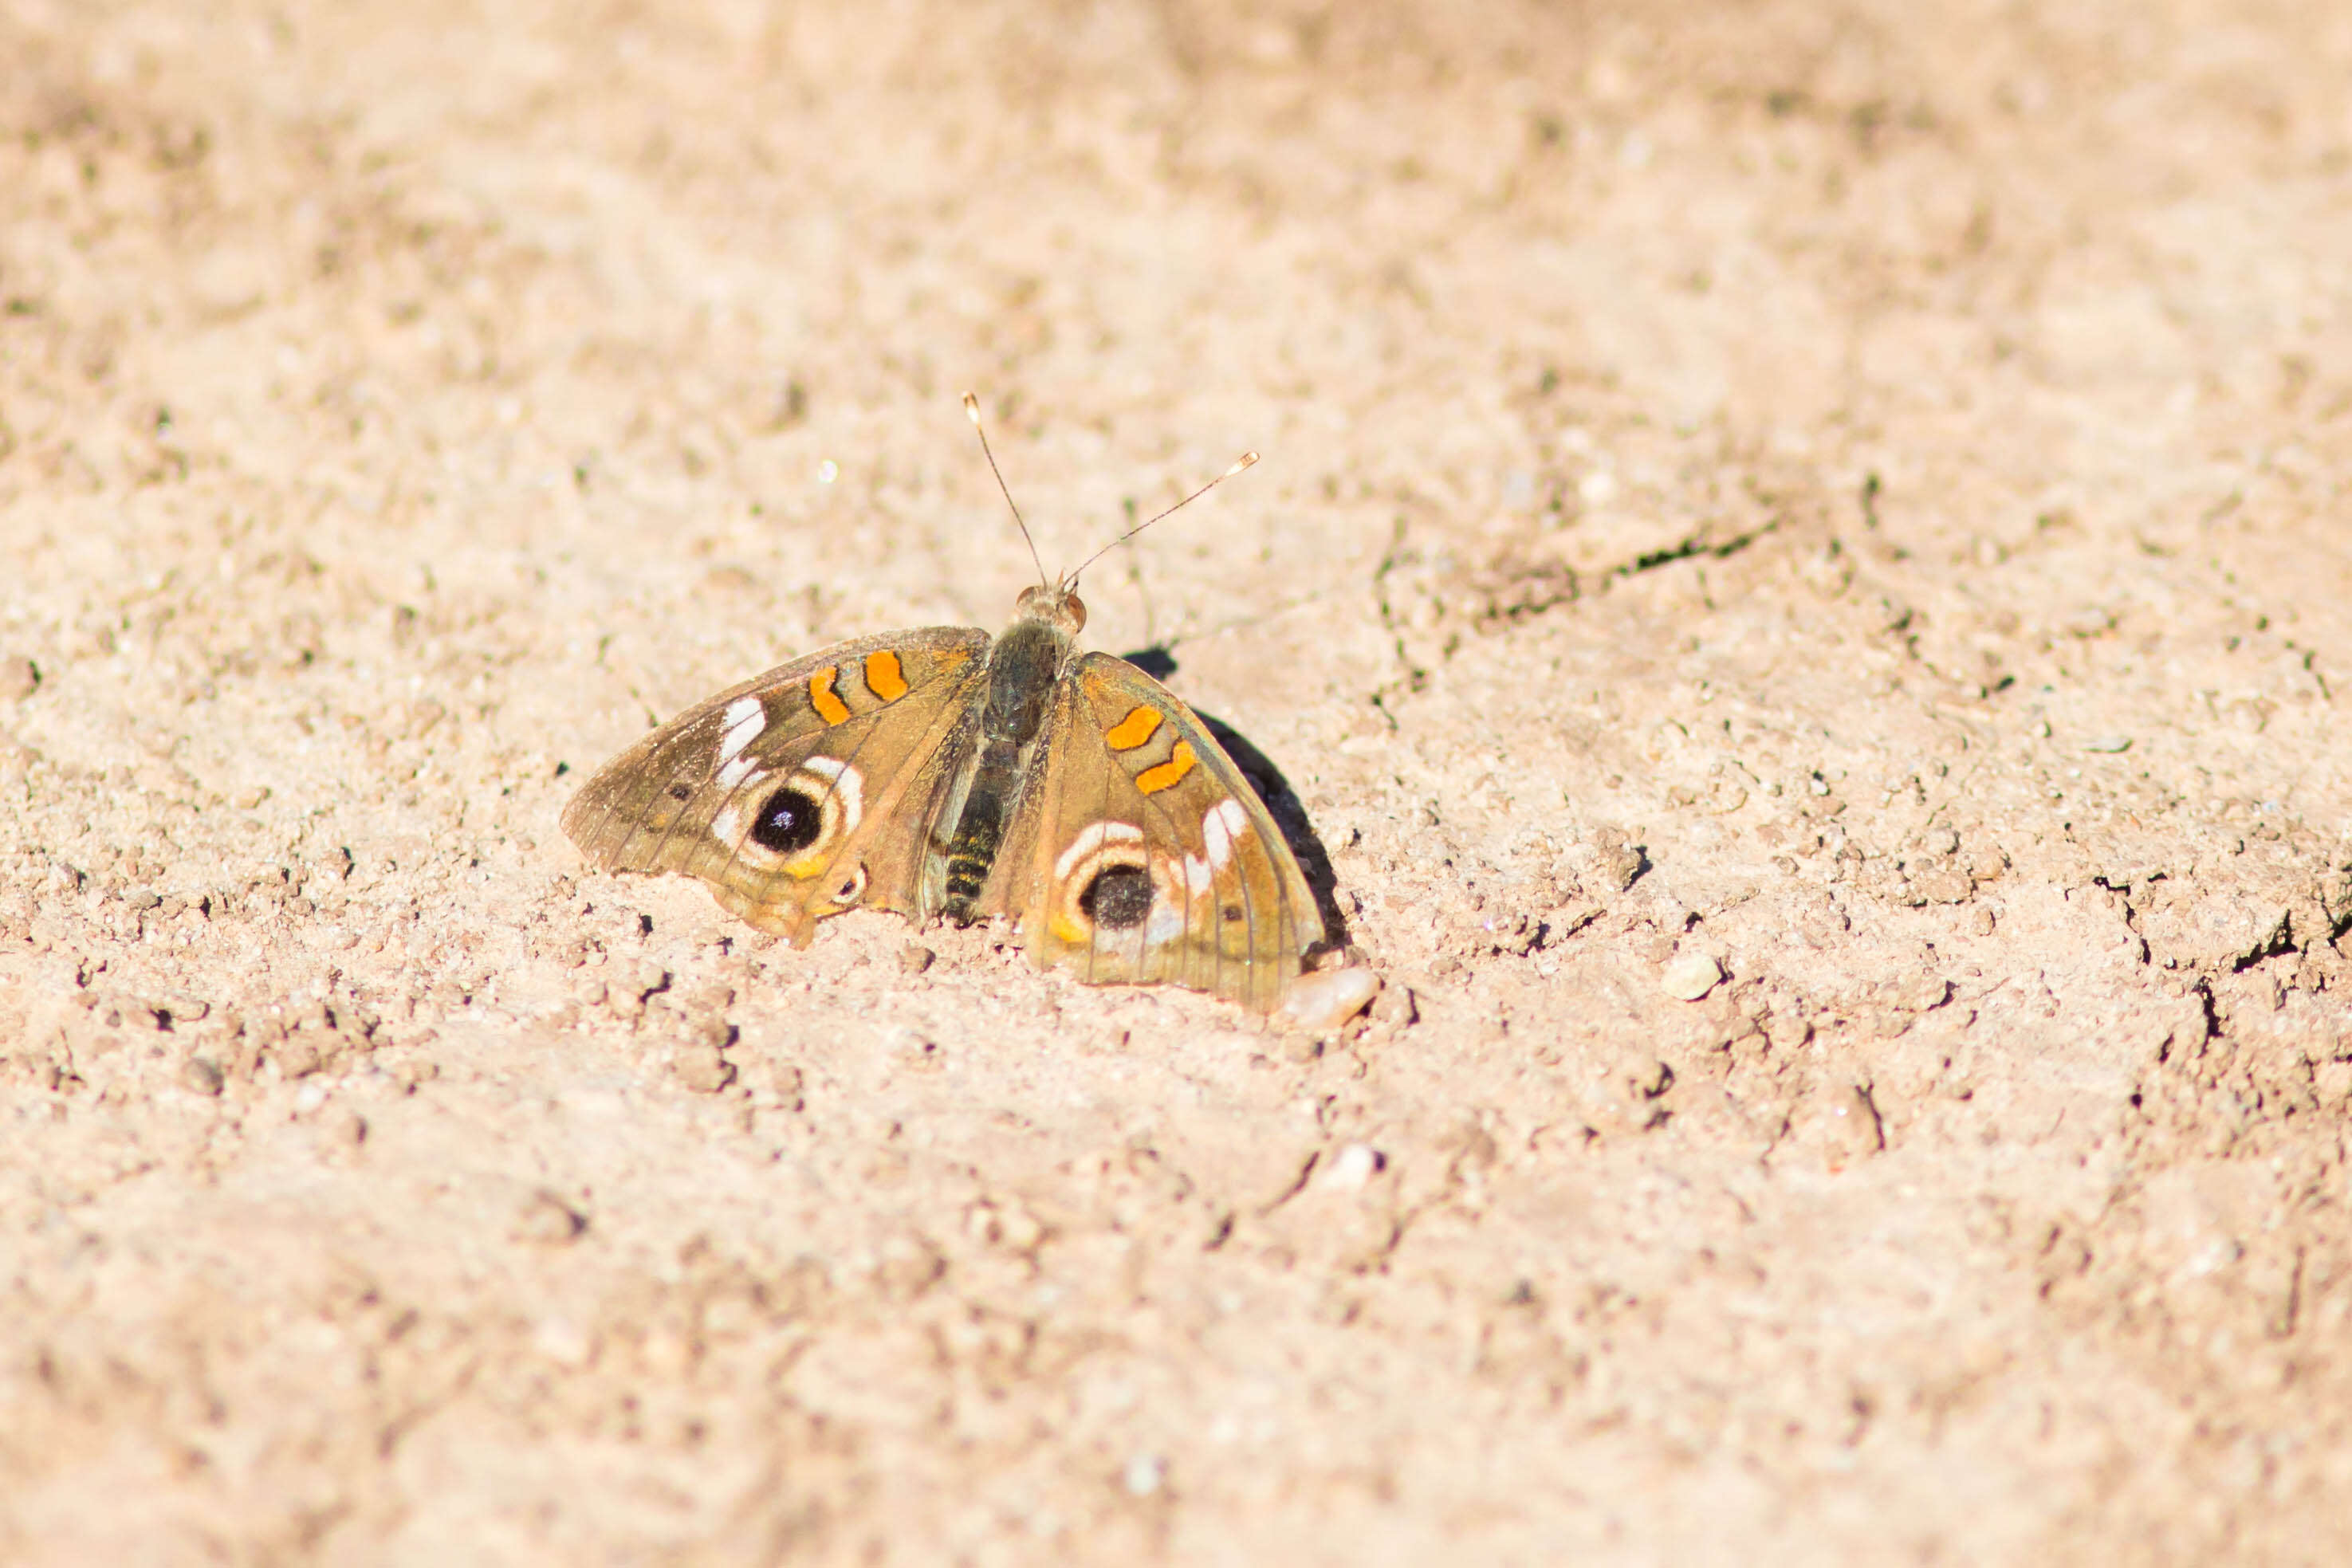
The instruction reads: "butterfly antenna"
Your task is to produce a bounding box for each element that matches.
[963,392,1050,591]
[1068,449,1258,586]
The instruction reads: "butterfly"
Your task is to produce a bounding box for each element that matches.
[561,396,1379,1028]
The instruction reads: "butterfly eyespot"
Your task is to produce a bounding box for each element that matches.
[751,786,825,855]
[832,863,869,906]
[1222,904,1244,923]
[726,756,864,877]
[668,783,694,801]
[1079,864,1154,931]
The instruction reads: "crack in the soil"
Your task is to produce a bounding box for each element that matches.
[2231,912,2301,973]
[1610,517,1781,580]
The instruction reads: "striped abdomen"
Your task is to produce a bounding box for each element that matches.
[938,618,1068,925]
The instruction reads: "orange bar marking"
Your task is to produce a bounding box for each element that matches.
[1135,740,1197,795]
[1105,705,1162,751]
[808,667,851,725]
[863,649,909,702]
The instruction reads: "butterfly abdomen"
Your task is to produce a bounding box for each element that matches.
[940,766,1007,922]
[938,618,1069,925]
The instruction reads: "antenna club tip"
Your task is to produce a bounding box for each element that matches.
[962,391,981,421]
[1229,452,1260,475]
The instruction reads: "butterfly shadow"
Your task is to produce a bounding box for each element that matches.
[1121,646,1354,954]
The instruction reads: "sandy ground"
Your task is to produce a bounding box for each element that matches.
[3,1,2350,1561]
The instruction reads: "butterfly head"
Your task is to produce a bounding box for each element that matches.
[1013,580,1088,637]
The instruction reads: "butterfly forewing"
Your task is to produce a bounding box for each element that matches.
[562,627,990,941]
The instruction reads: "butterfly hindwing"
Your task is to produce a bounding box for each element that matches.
[1002,652,1325,1012]
[561,627,991,945]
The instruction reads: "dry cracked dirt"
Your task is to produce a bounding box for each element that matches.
[3,1,2351,1562]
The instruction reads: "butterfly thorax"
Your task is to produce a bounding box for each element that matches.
[937,586,1088,925]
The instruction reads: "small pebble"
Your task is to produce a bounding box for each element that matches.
[532,1315,595,1368]
[968,1201,1044,1251]
[275,1037,325,1078]
[891,1027,946,1072]
[1,656,37,702]
[1661,952,1724,1001]
[2083,736,2133,753]
[899,943,934,975]
[1320,1142,1385,1191]
[1367,984,1419,1028]
[1123,1452,1166,1497]
[513,1190,588,1245]
[1595,842,1646,891]
[1277,967,1380,1030]
[673,1041,735,1093]
[179,1056,224,1096]
[760,1059,807,1108]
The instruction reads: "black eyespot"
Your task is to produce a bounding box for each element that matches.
[1079,864,1153,930]
[1222,904,1244,922]
[751,786,824,855]
[668,783,694,801]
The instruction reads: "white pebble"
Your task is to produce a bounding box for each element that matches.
[1320,1142,1385,1191]
[1276,968,1380,1030]
[1123,1453,1165,1496]
[1660,952,1724,1001]
[533,1316,594,1368]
